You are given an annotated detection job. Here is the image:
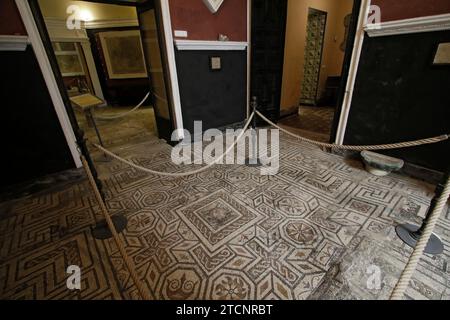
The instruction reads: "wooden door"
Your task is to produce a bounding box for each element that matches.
[138,2,175,142]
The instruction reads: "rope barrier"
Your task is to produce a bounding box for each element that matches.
[80,155,152,300]
[86,107,450,300]
[256,110,449,151]
[94,91,168,121]
[390,176,450,300]
[91,110,448,178]
[92,112,256,177]
[94,92,150,120]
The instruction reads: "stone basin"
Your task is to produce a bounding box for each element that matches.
[361,151,404,176]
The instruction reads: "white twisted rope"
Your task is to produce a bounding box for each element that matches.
[94,92,151,120]
[94,91,168,121]
[92,110,447,178]
[89,106,449,300]
[390,176,450,300]
[93,112,255,177]
[256,110,448,151]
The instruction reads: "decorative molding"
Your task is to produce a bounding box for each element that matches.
[202,0,225,14]
[84,18,139,29]
[0,35,29,51]
[365,13,450,37]
[44,17,89,41]
[44,17,138,31]
[175,40,248,51]
[50,37,90,43]
[43,17,68,28]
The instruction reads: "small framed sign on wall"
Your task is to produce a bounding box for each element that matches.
[210,56,222,71]
[432,42,450,66]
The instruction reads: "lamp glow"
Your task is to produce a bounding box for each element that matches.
[79,9,93,22]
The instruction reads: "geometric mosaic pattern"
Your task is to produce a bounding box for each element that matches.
[75,105,157,150]
[1,133,449,300]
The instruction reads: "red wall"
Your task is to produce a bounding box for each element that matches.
[0,0,26,35]
[371,0,450,22]
[169,0,247,41]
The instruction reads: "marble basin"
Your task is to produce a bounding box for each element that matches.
[361,151,404,176]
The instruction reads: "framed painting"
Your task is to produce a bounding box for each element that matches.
[53,42,85,77]
[432,42,450,66]
[99,30,148,79]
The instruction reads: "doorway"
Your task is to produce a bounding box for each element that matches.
[299,8,327,106]
[251,0,361,143]
[30,0,176,156]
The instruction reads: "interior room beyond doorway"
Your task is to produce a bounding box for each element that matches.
[37,0,170,157]
[279,0,355,142]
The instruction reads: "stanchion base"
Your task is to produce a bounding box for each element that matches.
[92,214,127,240]
[395,223,444,255]
[245,158,263,167]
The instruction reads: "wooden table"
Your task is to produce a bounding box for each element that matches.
[70,94,105,147]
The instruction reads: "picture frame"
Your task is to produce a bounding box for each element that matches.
[98,30,148,79]
[53,42,85,77]
[210,56,222,71]
[432,42,450,66]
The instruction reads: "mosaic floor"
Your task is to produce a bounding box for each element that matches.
[75,104,157,151]
[279,106,335,143]
[1,132,449,300]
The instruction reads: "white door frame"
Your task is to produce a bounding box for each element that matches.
[79,40,105,101]
[159,0,184,140]
[15,0,82,168]
[334,0,371,145]
[247,0,251,118]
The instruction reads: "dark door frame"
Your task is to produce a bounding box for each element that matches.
[250,0,362,143]
[250,0,288,123]
[137,0,177,143]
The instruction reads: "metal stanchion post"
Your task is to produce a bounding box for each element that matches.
[246,96,262,167]
[396,166,449,255]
